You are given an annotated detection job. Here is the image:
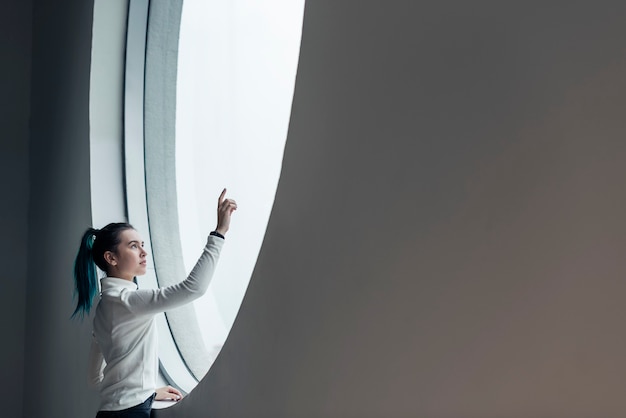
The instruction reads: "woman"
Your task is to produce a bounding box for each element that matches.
[73,189,237,417]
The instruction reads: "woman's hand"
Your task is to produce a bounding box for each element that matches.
[155,385,183,401]
[215,188,237,236]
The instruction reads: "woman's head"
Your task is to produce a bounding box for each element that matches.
[100,227,148,281]
[72,222,135,318]
[91,223,136,273]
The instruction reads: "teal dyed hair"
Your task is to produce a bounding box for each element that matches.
[72,228,99,318]
[72,223,134,319]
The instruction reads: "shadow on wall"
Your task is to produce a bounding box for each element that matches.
[155,1,626,417]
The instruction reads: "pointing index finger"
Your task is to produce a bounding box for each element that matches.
[218,188,227,205]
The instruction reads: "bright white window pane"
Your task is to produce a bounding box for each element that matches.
[176,0,305,362]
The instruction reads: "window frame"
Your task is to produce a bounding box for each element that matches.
[125,0,206,393]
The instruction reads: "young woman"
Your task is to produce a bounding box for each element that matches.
[73,189,237,417]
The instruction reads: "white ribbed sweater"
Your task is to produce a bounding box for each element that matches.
[88,235,224,411]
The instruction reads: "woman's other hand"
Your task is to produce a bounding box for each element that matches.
[215,188,237,236]
[155,385,183,401]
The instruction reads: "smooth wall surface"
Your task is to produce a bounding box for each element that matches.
[0,0,32,417]
[22,0,98,417]
[160,1,626,417]
[5,1,626,417]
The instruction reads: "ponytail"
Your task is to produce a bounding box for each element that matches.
[72,228,99,318]
[72,222,135,319]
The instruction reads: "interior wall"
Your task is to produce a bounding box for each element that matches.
[10,0,626,417]
[160,1,626,417]
[22,0,98,417]
[0,0,32,417]
[90,0,129,226]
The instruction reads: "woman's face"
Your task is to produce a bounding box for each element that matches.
[105,229,147,280]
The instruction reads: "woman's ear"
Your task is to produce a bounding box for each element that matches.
[104,251,117,267]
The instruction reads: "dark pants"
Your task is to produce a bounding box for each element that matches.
[96,393,156,418]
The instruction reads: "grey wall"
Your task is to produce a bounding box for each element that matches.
[4,0,626,417]
[0,0,32,417]
[161,1,626,417]
[22,0,97,417]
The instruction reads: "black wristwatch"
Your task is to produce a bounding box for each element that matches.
[210,231,225,239]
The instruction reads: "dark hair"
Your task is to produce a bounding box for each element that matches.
[72,222,134,318]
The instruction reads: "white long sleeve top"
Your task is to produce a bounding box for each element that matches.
[88,235,224,411]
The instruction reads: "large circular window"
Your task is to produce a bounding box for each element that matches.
[130,0,305,394]
[176,0,305,359]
